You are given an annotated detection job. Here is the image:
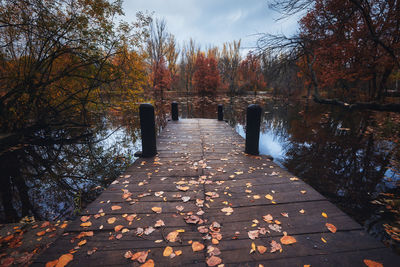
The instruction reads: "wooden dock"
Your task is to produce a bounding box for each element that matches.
[33,119,398,266]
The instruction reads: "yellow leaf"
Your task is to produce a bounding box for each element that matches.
[163,246,173,257]
[322,212,328,218]
[151,207,162,213]
[265,194,273,200]
[321,237,327,243]
[250,242,256,254]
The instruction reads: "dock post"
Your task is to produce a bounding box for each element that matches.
[138,103,157,157]
[171,102,179,121]
[218,104,223,121]
[245,104,262,155]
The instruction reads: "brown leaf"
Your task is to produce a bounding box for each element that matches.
[257,245,267,254]
[280,235,297,245]
[163,246,173,257]
[192,241,205,252]
[363,259,383,267]
[36,231,46,237]
[41,221,51,228]
[55,253,73,267]
[111,205,122,211]
[206,256,222,266]
[325,223,337,233]
[270,240,282,253]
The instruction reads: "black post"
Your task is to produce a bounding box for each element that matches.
[218,104,223,121]
[245,104,262,155]
[139,103,156,157]
[171,102,179,121]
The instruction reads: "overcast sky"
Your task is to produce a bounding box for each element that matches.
[122,0,300,51]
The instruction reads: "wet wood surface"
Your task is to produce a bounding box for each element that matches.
[33,119,398,266]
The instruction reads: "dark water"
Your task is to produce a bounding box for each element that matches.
[1,96,399,252]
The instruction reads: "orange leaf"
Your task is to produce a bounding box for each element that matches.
[111,205,122,211]
[36,231,46,237]
[140,259,154,267]
[151,207,162,213]
[55,253,73,267]
[192,241,205,252]
[80,216,91,222]
[107,217,116,224]
[166,231,179,242]
[80,222,92,228]
[322,212,328,218]
[363,259,383,267]
[257,245,267,254]
[281,235,297,245]
[114,225,124,232]
[206,256,222,266]
[77,240,87,246]
[45,259,58,267]
[325,223,337,233]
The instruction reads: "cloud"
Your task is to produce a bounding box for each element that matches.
[122,0,300,49]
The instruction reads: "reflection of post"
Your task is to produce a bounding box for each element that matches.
[218,104,223,121]
[138,104,157,157]
[171,102,179,121]
[245,104,262,155]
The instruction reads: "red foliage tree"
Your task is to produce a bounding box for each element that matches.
[238,54,267,94]
[193,53,220,96]
[151,57,171,100]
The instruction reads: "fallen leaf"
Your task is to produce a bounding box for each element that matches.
[56,253,73,267]
[257,245,267,254]
[111,205,122,211]
[175,250,182,256]
[270,240,282,253]
[250,242,256,253]
[144,227,155,235]
[263,214,273,222]
[166,231,179,242]
[126,215,136,222]
[280,235,297,245]
[281,212,289,217]
[114,225,124,232]
[80,222,92,228]
[107,217,116,224]
[248,230,259,240]
[154,220,165,227]
[265,194,274,200]
[151,207,162,213]
[136,251,149,263]
[140,259,154,267]
[325,223,337,233]
[78,240,87,246]
[176,205,184,211]
[221,207,233,215]
[322,212,328,218]
[206,256,222,266]
[181,196,191,202]
[363,259,383,267]
[300,190,307,194]
[321,237,327,243]
[124,251,133,259]
[192,241,205,252]
[87,247,97,256]
[80,216,91,222]
[36,231,46,237]
[177,186,189,191]
[45,259,58,267]
[163,246,173,257]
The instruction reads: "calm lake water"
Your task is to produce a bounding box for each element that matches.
[1,95,399,251]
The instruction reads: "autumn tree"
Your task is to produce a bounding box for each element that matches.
[238,53,267,94]
[151,57,171,100]
[263,0,400,111]
[219,40,242,94]
[0,0,151,151]
[193,53,220,96]
[180,39,199,95]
